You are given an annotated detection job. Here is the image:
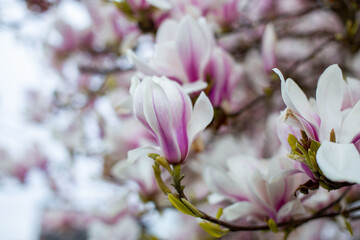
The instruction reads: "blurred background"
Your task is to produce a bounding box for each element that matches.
[1,0,360,239]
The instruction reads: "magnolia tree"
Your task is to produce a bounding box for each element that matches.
[2,0,360,239]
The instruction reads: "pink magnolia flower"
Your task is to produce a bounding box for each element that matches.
[204,47,242,107]
[275,64,360,184]
[129,16,243,107]
[128,16,214,84]
[130,76,214,164]
[205,156,307,223]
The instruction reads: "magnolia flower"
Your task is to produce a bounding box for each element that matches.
[128,16,214,84]
[129,16,243,107]
[130,76,214,164]
[111,147,159,196]
[275,64,360,185]
[204,47,242,107]
[205,156,307,223]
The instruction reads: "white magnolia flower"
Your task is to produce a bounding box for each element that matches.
[205,156,307,222]
[275,64,360,184]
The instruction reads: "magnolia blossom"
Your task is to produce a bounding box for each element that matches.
[129,16,214,83]
[111,147,159,196]
[204,47,242,107]
[129,15,242,107]
[205,156,307,223]
[275,64,360,184]
[130,75,213,164]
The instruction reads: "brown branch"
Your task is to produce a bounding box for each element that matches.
[230,5,322,32]
[279,30,336,39]
[227,94,268,118]
[197,189,357,232]
[78,66,132,75]
[286,37,336,75]
[314,187,351,216]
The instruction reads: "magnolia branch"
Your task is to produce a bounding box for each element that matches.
[227,37,336,120]
[184,186,357,232]
[230,5,322,32]
[286,37,336,74]
[78,66,131,75]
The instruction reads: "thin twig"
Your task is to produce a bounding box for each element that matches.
[78,66,131,75]
[198,192,360,232]
[286,37,336,74]
[315,187,351,216]
[230,5,322,32]
[227,94,268,118]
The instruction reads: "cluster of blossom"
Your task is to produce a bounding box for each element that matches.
[3,0,360,239]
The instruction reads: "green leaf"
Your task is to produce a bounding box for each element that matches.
[155,156,173,175]
[180,198,203,217]
[345,219,353,236]
[267,218,279,233]
[287,134,298,151]
[168,194,197,217]
[199,221,229,238]
[310,140,320,152]
[216,208,223,219]
[153,163,171,194]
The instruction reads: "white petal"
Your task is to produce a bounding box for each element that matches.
[182,81,207,94]
[340,100,360,143]
[152,42,186,81]
[127,146,160,164]
[207,193,226,204]
[285,79,315,123]
[273,68,316,126]
[317,141,360,183]
[114,95,133,115]
[204,167,246,201]
[176,16,211,82]
[316,64,344,141]
[127,49,159,76]
[277,199,305,222]
[188,92,214,142]
[147,0,171,9]
[156,19,178,43]
[129,76,140,96]
[223,202,253,221]
[262,23,277,71]
[142,79,181,161]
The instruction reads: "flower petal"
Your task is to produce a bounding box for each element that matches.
[147,0,171,10]
[274,68,318,127]
[317,141,360,184]
[261,23,277,72]
[182,81,207,94]
[316,64,344,141]
[204,166,247,202]
[142,79,181,163]
[340,100,360,143]
[188,92,214,142]
[223,202,254,221]
[176,16,211,82]
[127,49,159,76]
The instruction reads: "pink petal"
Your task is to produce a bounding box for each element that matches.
[188,92,214,142]
[176,16,211,82]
